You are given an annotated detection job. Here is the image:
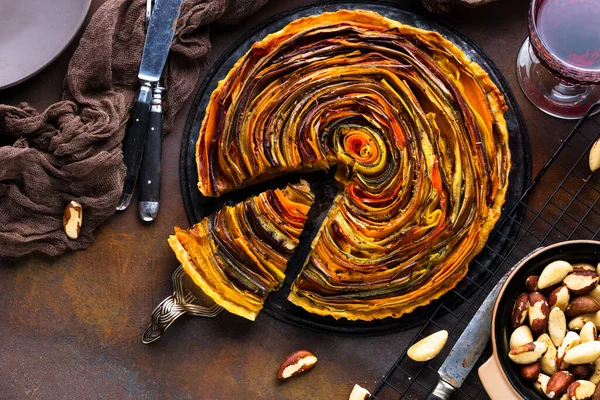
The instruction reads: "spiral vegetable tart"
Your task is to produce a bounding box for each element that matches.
[195,10,511,320]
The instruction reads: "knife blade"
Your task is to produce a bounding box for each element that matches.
[138,0,182,83]
[116,0,183,211]
[425,275,508,400]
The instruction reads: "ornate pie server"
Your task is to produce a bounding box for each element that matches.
[142,265,222,344]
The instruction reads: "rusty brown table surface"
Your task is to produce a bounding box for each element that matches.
[0,0,577,399]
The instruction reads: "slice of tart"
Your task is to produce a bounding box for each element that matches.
[168,181,314,321]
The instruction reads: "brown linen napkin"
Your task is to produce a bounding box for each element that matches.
[0,0,267,258]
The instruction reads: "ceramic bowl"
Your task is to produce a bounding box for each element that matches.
[479,240,600,399]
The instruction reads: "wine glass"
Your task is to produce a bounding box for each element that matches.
[516,0,600,119]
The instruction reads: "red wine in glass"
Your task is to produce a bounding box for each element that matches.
[517,0,600,119]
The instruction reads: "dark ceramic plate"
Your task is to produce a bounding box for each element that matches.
[180,1,531,334]
[492,241,600,399]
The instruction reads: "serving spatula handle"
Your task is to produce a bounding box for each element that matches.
[138,86,164,221]
[117,81,152,210]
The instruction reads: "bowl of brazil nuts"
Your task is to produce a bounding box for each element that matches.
[479,240,600,400]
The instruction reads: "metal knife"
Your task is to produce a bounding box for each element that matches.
[138,86,164,221]
[425,275,508,400]
[116,0,183,211]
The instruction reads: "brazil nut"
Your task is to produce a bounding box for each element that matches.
[549,286,571,312]
[546,371,575,398]
[564,271,600,296]
[566,380,596,400]
[509,342,549,365]
[529,292,550,335]
[566,296,600,317]
[539,261,574,290]
[510,325,534,349]
[549,307,567,347]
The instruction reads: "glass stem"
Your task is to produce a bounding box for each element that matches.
[550,82,588,102]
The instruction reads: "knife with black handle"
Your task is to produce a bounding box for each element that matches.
[116,0,183,211]
[138,86,164,221]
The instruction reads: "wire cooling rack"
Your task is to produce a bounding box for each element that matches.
[369,103,600,400]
